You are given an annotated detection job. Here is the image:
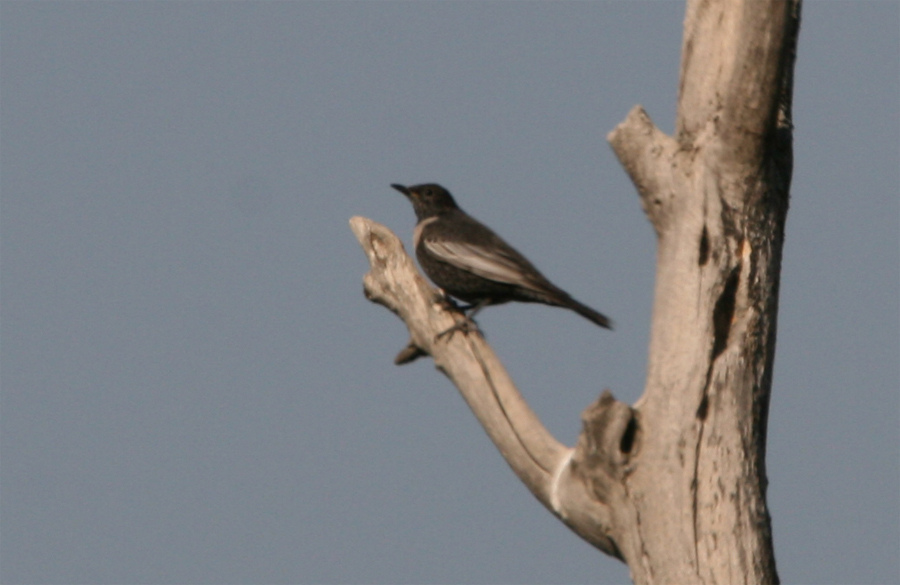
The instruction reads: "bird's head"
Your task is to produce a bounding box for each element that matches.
[391,183,459,221]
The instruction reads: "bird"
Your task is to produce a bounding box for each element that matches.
[392,183,612,337]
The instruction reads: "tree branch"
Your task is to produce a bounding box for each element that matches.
[350,216,632,558]
[607,106,681,236]
[352,1,799,581]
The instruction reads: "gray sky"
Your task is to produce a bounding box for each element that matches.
[1,2,897,584]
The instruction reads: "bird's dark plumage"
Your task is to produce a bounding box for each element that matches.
[392,183,612,332]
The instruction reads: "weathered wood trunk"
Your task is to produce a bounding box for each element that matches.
[352,1,799,582]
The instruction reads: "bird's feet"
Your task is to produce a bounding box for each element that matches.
[432,296,488,342]
[435,316,481,342]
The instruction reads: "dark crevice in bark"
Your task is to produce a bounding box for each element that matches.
[712,268,740,361]
[696,395,709,421]
[620,416,637,455]
[698,225,710,266]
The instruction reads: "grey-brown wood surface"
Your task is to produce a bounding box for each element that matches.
[353,1,800,582]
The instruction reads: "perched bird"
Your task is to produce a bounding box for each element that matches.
[392,183,612,335]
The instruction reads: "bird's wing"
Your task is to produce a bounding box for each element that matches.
[423,239,539,289]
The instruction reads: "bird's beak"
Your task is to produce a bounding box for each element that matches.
[391,184,412,198]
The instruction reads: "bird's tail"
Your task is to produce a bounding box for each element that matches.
[522,282,613,330]
[562,296,614,330]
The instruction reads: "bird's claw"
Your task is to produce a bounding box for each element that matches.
[435,317,481,342]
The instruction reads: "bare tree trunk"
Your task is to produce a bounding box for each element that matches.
[603,0,799,581]
[351,0,800,583]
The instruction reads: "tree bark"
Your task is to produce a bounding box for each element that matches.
[351,0,799,583]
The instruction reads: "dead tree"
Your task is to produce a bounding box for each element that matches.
[351,1,800,582]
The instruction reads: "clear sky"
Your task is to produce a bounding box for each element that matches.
[2,2,897,584]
